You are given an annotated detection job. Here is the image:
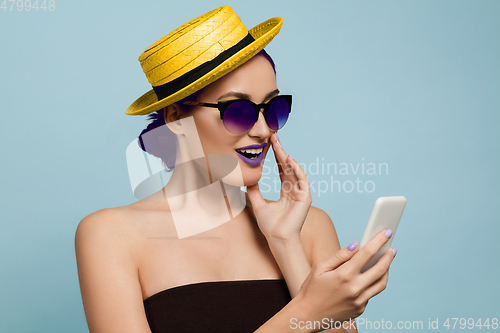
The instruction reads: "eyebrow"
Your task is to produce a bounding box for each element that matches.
[217,89,280,103]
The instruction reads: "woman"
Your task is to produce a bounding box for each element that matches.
[75,5,395,333]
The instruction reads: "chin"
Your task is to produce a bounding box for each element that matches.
[240,164,263,187]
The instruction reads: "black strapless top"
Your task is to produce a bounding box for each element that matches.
[143,279,292,333]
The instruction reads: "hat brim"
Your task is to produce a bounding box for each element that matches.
[125,17,283,116]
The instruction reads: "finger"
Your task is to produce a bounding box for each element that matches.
[271,132,283,152]
[358,268,390,303]
[350,229,393,271]
[271,134,285,184]
[277,159,296,184]
[287,155,310,193]
[359,247,395,285]
[246,183,266,210]
[271,132,287,162]
[276,156,285,184]
[282,158,298,183]
[271,133,297,183]
[317,240,360,272]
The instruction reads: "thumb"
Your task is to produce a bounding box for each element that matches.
[246,183,266,210]
[319,241,359,272]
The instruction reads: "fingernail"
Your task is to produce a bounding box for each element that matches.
[348,240,359,251]
[274,133,281,147]
[385,229,393,238]
[289,155,294,161]
[392,248,397,257]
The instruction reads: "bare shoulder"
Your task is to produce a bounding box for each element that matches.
[76,208,119,234]
[300,205,342,266]
[75,206,140,287]
[75,207,132,248]
[75,206,152,332]
[75,200,169,244]
[304,205,336,229]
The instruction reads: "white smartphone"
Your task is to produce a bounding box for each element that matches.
[359,196,406,272]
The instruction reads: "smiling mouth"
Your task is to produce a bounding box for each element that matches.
[235,148,264,159]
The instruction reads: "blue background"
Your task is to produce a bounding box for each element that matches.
[1,0,499,331]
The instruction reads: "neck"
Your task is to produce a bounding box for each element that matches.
[159,137,247,238]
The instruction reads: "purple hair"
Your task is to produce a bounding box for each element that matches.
[138,49,276,171]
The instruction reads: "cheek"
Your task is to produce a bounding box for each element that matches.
[192,113,233,153]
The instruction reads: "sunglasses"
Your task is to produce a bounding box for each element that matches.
[183,95,292,134]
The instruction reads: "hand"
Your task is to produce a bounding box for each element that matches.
[247,133,312,241]
[294,230,396,324]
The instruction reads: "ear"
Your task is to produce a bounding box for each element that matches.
[164,104,184,135]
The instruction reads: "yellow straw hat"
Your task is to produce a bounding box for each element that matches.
[125,5,283,116]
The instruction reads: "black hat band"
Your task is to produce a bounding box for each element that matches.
[152,33,256,101]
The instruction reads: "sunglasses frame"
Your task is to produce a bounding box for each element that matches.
[183,94,292,133]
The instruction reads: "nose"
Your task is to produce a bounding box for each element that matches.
[247,108,272,138]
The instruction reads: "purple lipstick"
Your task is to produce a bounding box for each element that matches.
[235,143,267,166]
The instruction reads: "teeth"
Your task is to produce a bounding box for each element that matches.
[236,148,263,154]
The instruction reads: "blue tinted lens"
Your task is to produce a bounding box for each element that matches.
[223,100,257,134]
[266,97,290,130]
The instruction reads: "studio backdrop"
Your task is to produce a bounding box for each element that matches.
[0,0,499,332]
